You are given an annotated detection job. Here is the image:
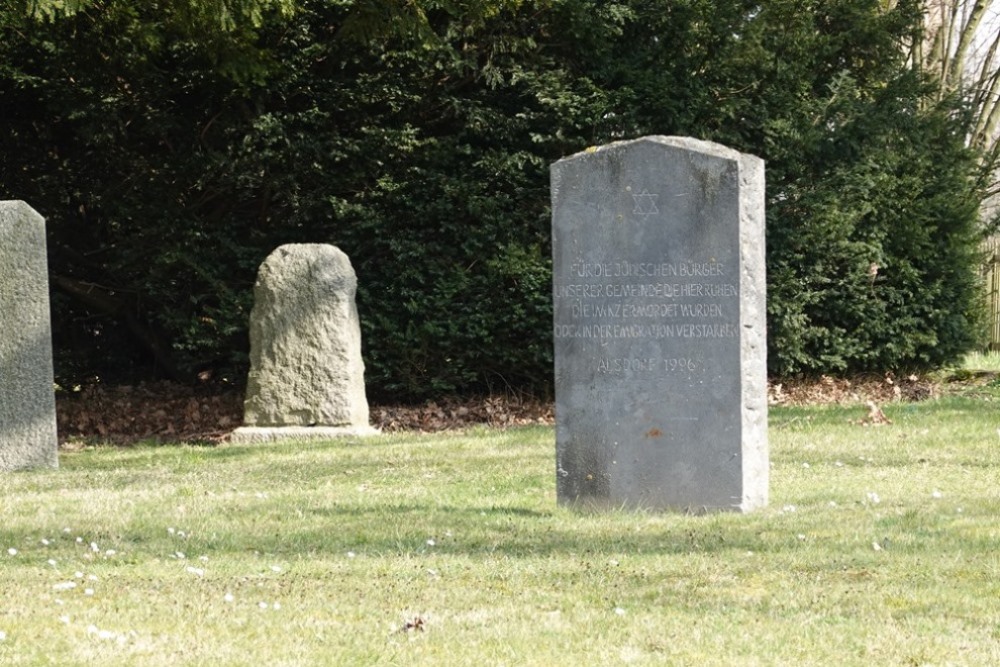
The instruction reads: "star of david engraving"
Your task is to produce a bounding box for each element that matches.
[632,189,660,217]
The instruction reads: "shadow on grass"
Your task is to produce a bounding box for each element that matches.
[232,501,998,562]
[57,436,395,472]
[61,423,551,460]
[176,502,793,559]
[2,494,995,565]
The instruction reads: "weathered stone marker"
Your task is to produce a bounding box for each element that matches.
[0,201,59,470]
[232,244,377,443]
[551,136,767,511]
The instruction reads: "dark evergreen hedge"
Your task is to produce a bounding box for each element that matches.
[0,0,990,399]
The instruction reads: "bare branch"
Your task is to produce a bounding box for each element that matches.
[974,29,1000,97]
[976,91,1000,152]
[972,67,1000,140]
[947,0,990,87]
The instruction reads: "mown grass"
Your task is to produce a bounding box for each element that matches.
[2,393,1000,666]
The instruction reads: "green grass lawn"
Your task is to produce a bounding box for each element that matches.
[2,394,1000,666]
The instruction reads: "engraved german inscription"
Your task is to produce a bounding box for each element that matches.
[553,257,739,362]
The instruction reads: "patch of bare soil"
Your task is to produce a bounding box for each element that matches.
[55,372,949,446]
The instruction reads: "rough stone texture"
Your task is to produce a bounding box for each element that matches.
[0,201,59,470]
[233,244,375,441]
[228,425,376,444]
[551,136,767,511]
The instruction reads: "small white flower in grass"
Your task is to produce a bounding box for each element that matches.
[0,631,6,641]
[932,489,943,499]
[59,616,70,625]
[87,626,117,641]
[62,528,71,534]
[54,599,64,606]
[866,492,881,504]
[53,582,77,591]
[84,588,95,596]
[186,567,204,577]
[41,539,51,546]
[8,548,17,556]
[105,550,116,557]
[957,507,964,514]
[872,541,883,552]
[48,559,57,567]
[802,462,811,469]
[199,555,208,562]
[797,534,806,541]
[828,501,838,508]
[269,565,282,573]
[75,537,83,544]
[273,602,281,610]
[258,602,269,610]
[835,461,844,467]
[89,542,99,552]
[782,505,796,513]
[346,551,357,559]
[167,527,176,535]
[224,593,235,603]
[178,531,187,538]
[173,552,186,560]
[614,607,626,616]
[74,571,84,579]
[426,539,436,547]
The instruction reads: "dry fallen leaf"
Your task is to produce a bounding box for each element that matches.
[402,617,425,633]
[56,374,934,446]
[862,401,892,426]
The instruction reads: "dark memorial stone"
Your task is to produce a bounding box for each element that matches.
[551,136,767,511]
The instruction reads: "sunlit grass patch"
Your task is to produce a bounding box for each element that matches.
[1,408,1000,665]
[960,350,1000,372]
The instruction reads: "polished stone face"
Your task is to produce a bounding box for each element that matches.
[551,136,767,511]
[0,201,58,470]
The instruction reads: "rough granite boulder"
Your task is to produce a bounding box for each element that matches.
[236,244,374,440]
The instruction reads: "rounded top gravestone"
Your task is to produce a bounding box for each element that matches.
[239,244,373,438]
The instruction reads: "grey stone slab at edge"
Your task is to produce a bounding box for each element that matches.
[231,243,378,444]
[0,201,59,470]
[551,136,767,512]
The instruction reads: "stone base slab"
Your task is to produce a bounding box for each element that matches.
[229,425,380,444]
